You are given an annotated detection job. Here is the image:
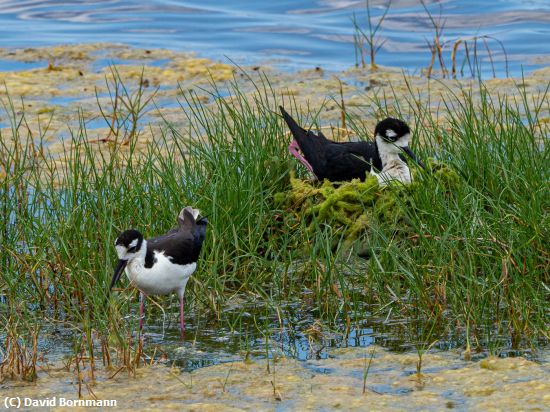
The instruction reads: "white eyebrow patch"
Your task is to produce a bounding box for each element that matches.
[115,245,127,258]
[385,129,397,138]
[129,238,139,248]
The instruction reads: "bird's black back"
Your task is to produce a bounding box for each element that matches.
[321,141,382,181]
[280,106,382,181]
[145,216,208,268]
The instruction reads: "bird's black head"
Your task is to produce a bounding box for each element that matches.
[109,229,144,293]
[375,118,410,143]
[374,118,426,170]
[195,217,208,243]
[115,229,144,260]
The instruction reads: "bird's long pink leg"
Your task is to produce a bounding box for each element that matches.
[179,294,185,339]
[288,139,314,174]
[139,292,146,334]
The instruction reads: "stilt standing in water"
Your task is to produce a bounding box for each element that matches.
[109,207,208,338]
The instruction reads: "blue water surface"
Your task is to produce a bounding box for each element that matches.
[0,1,549,75]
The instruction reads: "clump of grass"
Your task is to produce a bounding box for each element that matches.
[421,0,448,78]
[159,73,293,300]
[94,66,159,145]
[0,76,172,384]
[0,315,39,382]
[420,1,509,78]
[358,80,548,351]
[451,36,509,78]
[352,0,391,70]
[351,0,510,78]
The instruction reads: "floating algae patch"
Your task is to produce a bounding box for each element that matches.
[1,42,549,159]
[274,162,460,244]
[2,347,549,411]
[0,45,236,99]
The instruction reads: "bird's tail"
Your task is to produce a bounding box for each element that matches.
[279,106,327,174]
[279,106,309,141]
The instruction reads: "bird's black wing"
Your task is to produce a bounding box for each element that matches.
[146,231,199,267]
[321,142,378,181]
[321,145,369,181]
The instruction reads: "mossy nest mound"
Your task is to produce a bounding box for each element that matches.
[274,161,460,244]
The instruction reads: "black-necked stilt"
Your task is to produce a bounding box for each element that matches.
[109,206,208,338]
[280,106,425,182]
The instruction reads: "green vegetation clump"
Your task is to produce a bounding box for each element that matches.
[274,162,460,244]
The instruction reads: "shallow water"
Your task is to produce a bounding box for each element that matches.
[27,290,541,381]
[0,0,549,76]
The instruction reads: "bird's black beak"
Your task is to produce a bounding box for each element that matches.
[109,259,127,292]
[401,146,426,170]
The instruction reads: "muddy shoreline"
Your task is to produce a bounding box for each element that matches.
[3,346,549,411]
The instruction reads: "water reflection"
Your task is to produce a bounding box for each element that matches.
[106,294,528,373]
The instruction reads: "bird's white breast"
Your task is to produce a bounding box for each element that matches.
[372,159,412,186]
[125,251,196,296]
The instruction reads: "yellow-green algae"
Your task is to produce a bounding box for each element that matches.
[3,347,549,411]
[1,43,549,157]
[274,161,460,244]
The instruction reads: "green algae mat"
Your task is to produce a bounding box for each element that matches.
[274,161,460,244]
